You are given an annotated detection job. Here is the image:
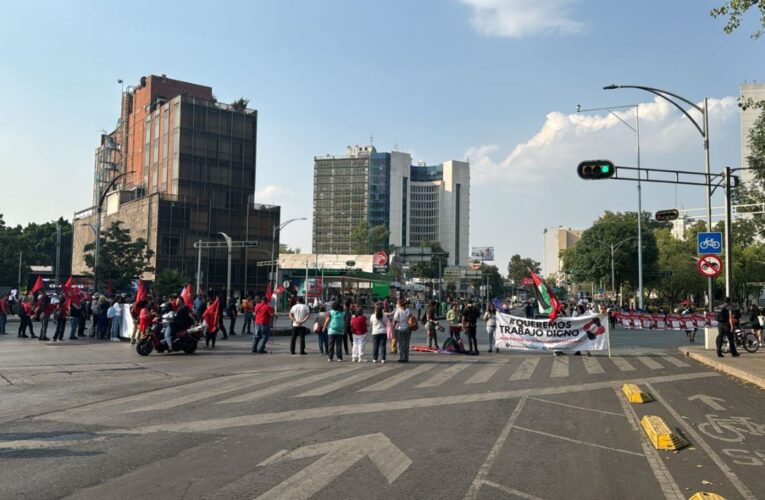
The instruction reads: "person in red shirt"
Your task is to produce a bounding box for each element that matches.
[0,292,10,335]
[252,295,274,353]
[18,299,37,338]
[38,293,54,341]
[350,308,368,362]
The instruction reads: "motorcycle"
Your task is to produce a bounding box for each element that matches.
[721,328,760,354]
[136,319,205,356]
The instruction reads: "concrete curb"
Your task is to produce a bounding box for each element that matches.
[679,346,765,390]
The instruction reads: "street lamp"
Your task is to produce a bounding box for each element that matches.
[219,232,233,301]
[94,170,133,293]
[577,103,644,309]
[611,236,639,305]
[270,218,306,309]
[604,84,714,311]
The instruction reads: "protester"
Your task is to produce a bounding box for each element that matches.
[462,300,480,355]
[343,300,353,356]
[241,294,253,335]
[716,297,739,358]
[38,293,53,341]
[203,297,219,350]
[138,300,154,341]
[424,302,440,350]
[161,302,175,352]
[252,295,274,354]
[314,305,328,354]
[289,296,310,355]
[370,304,389,363]
[392,298,414,362]
[52,298,67,342]
[324,300,345,361]
[109,296,123,342]
[0,291,9,335]
[226,297,238,337]
[350,308,368,362]
[18,298,36,338]
[446,302,460,340]
[483,302,498,353]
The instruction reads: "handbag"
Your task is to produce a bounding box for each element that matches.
[758,315,765,327]
[313,321,320,333]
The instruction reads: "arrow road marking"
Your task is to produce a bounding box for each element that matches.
[255,433,411,500]
[688,394,727,411]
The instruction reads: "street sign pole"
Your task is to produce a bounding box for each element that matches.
[724,166,733,298]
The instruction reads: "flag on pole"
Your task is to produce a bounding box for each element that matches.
[134,279,147,304]
[529,270,561,321]
[61,276,81,307]
[180,284,194,309]
[29,275,44,295]
[265,282,273,302]
[202,297,220,333]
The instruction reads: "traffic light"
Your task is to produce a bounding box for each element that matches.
[577,160,615,180]
[655,209,679,222]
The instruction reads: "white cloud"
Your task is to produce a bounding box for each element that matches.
[462,0,584,38]
[255,184,290,202]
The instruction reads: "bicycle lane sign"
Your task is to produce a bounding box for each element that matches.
[698,232,723,255]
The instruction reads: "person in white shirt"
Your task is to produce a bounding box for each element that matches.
[369,305,390,363]
[392,298,413,362]
[289,296,311,355]
[109,297,124,342]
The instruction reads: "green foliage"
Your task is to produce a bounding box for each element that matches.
[409,241,449,279]
[652,229,705,308]
[279,244,302,254]
[480,264,504,298]
[350,222,390,254]
[154,269,186,299]
[83,221,155,293]
[710,0,765,39]
[231,97,249,110]
[507,254,540,284]
[0,214,72,287]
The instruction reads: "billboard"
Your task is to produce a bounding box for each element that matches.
[471,247,495,261]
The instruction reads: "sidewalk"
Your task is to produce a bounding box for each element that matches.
[678,345,765,390]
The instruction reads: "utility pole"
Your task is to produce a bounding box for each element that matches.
[724,166,733,299]
[196,239,203,296]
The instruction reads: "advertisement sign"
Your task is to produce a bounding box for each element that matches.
[470,247,495,261]
[495,313,609,352]
[373,250,389,274]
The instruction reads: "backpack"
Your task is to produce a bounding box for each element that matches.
[329,310,345,332]
[715,307,725,324]
[407,313,419,331]
[107,306,116,319]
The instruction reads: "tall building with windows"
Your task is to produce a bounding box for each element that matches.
[312,145,469,266]
[741,82,765,184]
[72,75,280,295]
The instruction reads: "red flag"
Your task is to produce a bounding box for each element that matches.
[61,277,81,308]
[29,275,44,295]
[134,280,147,304]
[181,284,194,309]
[529,270,561,322]
[265,282,273,302]
[202,297,220,333]
[64,276,72,288]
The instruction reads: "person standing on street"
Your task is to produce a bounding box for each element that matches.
[750,303,764,344]
[350,308,368,362]
[462,300,480,355]
[18,298,36,338]
[392,298,414,362]
[252,295,274,353]
[343,300,353,356]
[314,305,328,354]
[68,299,82,340]
[289,296,310,355]
[38,293,53,341]
[52,298,67,342]
[0,291,9,335]
[324,300,346,361]
[424,302,440,350]
[484,302,498,353]
[716,297,739,358]
[110,296,124,342]
[241,294,253,335]
[446,302,460,340]
[227,297,238,336]
[370,304,389,363]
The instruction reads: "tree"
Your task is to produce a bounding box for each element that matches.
[507,254,540,284]
[710,1,765,39]
[350,222,390,254]
[0,215,73,288]
[481,264,505,300]
[231,97,249,110]
[369,224,390,252]
[409,241,449,279]
[154,269,186,298]
[83,221,154,293]
[652,229,705,309]
[279,244,301,254]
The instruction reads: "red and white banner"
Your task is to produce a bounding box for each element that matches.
[614,312,717,330]
[495,313,609,352]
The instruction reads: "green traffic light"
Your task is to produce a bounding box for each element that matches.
[600,164,611,173]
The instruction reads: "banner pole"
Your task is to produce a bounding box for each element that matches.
[607,315,612,358]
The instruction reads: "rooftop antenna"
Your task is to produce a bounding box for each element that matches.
[370,134,374,146]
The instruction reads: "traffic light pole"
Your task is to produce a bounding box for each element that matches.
[724,166,733,298]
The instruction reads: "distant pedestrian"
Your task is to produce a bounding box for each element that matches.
[52,299,67,341]
[0,292,9,335]
[18,299,36,338]
[109,296,123,342]
[38,293,53,341]
[370,305,389,363]
[241,294,253,335]
[289,296,310,355]
[462,300,480,355]
[392,298,414,363]
[351,308,368,362]
[343,300,353,356]
[750,303,764,344]
[424,303,440,350]
[446,302,461,340]
[227,297,238,336]
[324,300,345,361]
[314,305,328,354]
[483,302,498,353]
[716,297,739,358]
[252,295,274,353]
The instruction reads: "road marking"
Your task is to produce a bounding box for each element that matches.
[481,480,543,500]
[122,372,719,436]
[529,397,625,417]
[216,367,362,404]
[661,356,690,368]
[637,357,663,370]
[509,358,539,380]
[358,364,434,392]
[415,364,469,388]
[255,433,411,500]
[615,387,684,500]
[610,357,636,372]
[645,383,756,500]
[550,356,569,377]
[513,426,644,457]
[295,368,391,397]
[465,360,508,384]
[128,370,303,412]
[687,394,726,411]
[582,356,604,374]
[464,397,527,500]
[0,436,106,451]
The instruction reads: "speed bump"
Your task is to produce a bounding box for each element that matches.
[688,493,726,500]
[640,415,689,451]
[621,383,653,403]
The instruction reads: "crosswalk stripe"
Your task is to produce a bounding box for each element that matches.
[416,364,470,388]
[581,356,604,374]
[661,356,690,368]
[550,356,569,378]
[216,366,362,404]
[509,358,540,380]
[610,357,636,372]
[636,356,663,370]
[296,367,391,397]
[358,364,434,392]
[465,365,500,384]
[128,370,304,412]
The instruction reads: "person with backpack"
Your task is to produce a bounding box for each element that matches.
[392,298,415,362]
[323,300,346,361]
[350,308,368,362]
[716,297,739,358]
[370,304,389,363]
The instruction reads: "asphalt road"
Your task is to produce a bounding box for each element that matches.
[1,322,763,500]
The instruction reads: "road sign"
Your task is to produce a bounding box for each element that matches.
[470,247,494,261]
[697,255,723,278]
[697,232,722,255]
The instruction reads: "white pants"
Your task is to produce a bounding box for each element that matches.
[352,335,367,359]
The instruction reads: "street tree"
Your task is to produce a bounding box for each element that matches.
[0,215,73,288]
[507,254,540,285]
[710,0,765,39]
[652,229,705,309]
[480,263,505,300]
[154,269,187,298]
[83,221,154,293]
[350,222,390,254]
[409,241,449,279]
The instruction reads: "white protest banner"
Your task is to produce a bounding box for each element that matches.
[495,312,609,352]
[120,303,134,339]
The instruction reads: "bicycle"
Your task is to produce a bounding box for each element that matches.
[721,327,760,353]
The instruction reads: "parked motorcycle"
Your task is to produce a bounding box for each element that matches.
[722,328,760,354]
[136,319,205,356]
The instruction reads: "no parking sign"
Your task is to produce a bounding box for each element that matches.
[697,255,723,278]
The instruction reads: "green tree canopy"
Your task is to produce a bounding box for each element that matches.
[507,254,540,284]
[711,0,765,39]
[83,220,154,293]
[409,241,449,279]
[0,214,72,288]
[350,222,390,254]
[153,269,186,299]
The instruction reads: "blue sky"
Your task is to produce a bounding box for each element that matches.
[0,0,762,271]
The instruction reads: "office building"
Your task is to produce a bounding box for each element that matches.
[543,226,583,280]
[312,145,470,266]
[741,82,765,184]
[72,74,280,296]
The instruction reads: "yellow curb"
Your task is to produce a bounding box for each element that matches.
[621,383,653,403]
[688,493,726,500]
[640,415,689,451]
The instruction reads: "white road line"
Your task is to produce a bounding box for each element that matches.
[358,364,435,392]
[216,366,362,404]
[465,361,508,384]
[295,368,391,397]
[610,357,636,372]
[550,356,569,378]
[123,372,718,435]
[128,370,304,412]
[481,480,543,500]
[415,364,469,388]
[582,356,604,374]
[615,387,684,500]
[509,358,539,380]
[636,356,663,370]
[529,397,625,417]
[645,383,757,500]
[661,356,690,368]
[464,397,527,500]
[514,426,644,457]
[0,437,107,451]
